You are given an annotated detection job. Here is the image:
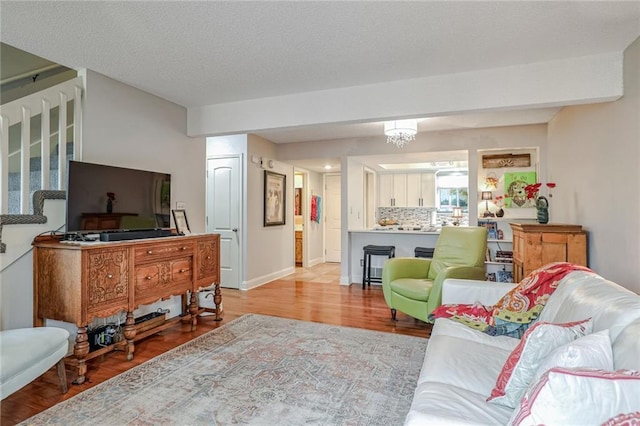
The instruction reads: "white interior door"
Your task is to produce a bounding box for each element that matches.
[325,174,341,263]
[206,156,241,289]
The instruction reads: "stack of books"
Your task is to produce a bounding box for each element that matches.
[495,250,513,263]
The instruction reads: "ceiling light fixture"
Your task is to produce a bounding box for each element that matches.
[384,119,418,148]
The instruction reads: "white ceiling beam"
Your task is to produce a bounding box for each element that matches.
[187,52,623,137]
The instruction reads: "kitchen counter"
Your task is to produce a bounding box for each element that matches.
[349,228,447,284]
[350,228,441,235]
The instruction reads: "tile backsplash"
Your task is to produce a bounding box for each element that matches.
[377,207,468,227]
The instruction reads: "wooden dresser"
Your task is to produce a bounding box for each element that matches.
[33,234,220,384]
[510,223,587,282]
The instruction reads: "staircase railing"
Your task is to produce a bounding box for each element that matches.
[0,76,83,215]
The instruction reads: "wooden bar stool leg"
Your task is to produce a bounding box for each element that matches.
[362,252,367,289]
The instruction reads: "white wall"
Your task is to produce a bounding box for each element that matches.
[547,37,640,293]
[82,70,207,232]
[347,157,366,230]
[244,134,295,288]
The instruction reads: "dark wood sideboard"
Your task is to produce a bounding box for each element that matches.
[33,233,221,384]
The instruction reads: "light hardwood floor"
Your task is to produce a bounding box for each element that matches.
[1,263,431,425]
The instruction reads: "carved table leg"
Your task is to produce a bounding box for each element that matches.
[204,282,223,321]
[188,291,198,331]
[123,311,136,361]
[72,327,90,385]
[213,282,223,321]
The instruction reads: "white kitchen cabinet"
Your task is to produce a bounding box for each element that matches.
[421,173,436,206]
[379,174,394,207]
[406,173,422,206]
[393,174,407,206]
[406,173,436,207]
[379,174,408,207]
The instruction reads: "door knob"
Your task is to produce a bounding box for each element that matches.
[232,228,238,232]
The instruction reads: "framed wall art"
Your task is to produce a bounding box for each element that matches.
[264,170,286,226]
[504,171,537,208]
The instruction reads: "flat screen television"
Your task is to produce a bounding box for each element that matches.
[66,161,171,234]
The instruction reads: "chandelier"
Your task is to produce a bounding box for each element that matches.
[384,119,418,148]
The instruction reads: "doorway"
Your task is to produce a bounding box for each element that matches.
[206,156,242,289]
[294,171,305,267]
[325,174,341,263]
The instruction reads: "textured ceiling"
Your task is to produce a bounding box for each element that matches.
[1,1,639,144]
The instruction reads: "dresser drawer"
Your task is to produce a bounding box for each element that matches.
[135,241,193,262]
[135,258,193,293]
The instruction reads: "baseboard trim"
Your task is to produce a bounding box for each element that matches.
[242,266,295,290]
[308,257,324,267]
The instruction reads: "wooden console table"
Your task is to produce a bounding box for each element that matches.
[33,233,221,384]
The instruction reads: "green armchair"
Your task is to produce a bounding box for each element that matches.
[382,226,487,322]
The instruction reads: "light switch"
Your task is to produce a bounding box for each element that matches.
[176,201,186,210]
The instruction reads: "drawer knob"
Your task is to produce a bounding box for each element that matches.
[179,269,186,273]
[147,250,153,254]
[206,256,211,260]
[107,274,113,279]
[181,246,187,250]
[146,276,153,280]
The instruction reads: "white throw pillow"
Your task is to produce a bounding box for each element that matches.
[487,318,592,408]
[509,368,640,426]
[532,329,613,383]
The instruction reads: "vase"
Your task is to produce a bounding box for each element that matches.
[536,196,549,224]
[495,208,504,218]
[106,199,113,214]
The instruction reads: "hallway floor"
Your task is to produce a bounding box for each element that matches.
[284,262,342,284]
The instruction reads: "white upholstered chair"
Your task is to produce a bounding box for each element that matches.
[0,327,70,399]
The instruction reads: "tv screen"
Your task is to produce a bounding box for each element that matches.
[66,161,171,234]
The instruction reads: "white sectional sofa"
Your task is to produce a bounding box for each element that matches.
[405,270,640,425]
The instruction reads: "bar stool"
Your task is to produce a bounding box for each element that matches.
[414,247,435,259]
[362,245,395,289]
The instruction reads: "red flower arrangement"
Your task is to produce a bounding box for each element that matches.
[525,182,556,200]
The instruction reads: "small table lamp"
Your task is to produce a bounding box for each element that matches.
[452,207,463,226]
[482,191,495,217]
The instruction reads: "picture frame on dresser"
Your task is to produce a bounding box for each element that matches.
[172,209,190,235]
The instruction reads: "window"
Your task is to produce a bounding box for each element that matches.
[436,171,468,211]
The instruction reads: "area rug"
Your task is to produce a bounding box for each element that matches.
[23,314,428,425]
